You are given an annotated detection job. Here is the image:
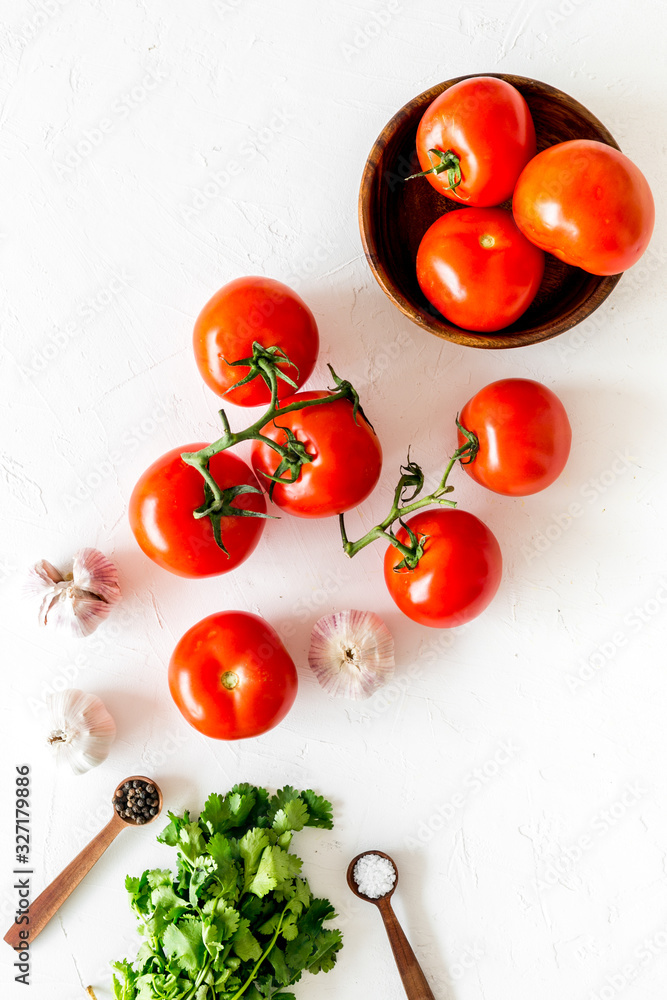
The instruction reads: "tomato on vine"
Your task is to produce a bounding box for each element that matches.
[129,444,268,578]
[251,390,383,518]
[383,509,502,628]
[193,276,319,406]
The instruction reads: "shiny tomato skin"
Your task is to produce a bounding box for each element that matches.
[457,379,572,497]
[512,140,655,275]
[193,276,319,406]
[251,390,382,518]
[384,509,502,628]
[129,443,266,578]
[416,208,545,332]
[416,77,536,207]
[169,611,298,740]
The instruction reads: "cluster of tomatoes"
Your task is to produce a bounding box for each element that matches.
[129,275,383,577]
[379,377,572,628]
[127,274,575,740]
[411,76,655,332]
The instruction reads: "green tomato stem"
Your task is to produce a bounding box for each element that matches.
[181,358,363,496]
[404,147,463,193]
[339,432,478,562]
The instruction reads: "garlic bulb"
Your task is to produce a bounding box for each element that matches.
[25,547,121,637]
[308,609,395,700]
[46,689,116,775]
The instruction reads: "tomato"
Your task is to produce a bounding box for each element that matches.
[169,611,298,740]
[415,76,536,207]
[384,509,502,628]
[193,276,319,406]
[416,208,545,332]
[129,444,266,578]
[512,140,655,275]
[457,379,572,497]
[251,391,382,518]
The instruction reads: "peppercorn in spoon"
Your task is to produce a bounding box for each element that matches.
[347,850,436,1000]
[4,775,162,949]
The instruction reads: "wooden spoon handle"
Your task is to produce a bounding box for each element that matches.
[4,813,124,949]
[377,897,436,1000]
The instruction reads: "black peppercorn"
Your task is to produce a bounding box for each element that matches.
[114,779,160,824]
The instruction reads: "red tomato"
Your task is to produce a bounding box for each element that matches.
[129,444,266,578]
[457,379,572,497]
[384,509,502,628]
[512,140,655,275]
[169,611,298,740]
[416,208,545,332]
[251,391,382,518]
[193,276,319,406]
[415,76,536,207]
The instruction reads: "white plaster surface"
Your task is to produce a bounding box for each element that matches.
[1,0,667,997]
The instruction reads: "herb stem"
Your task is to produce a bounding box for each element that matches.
[227,905,289,1000]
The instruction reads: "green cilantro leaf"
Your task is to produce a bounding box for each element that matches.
[240,828,271,891]
[307,928,344,973]
[114,786,340,999]
[178,821,208,863]
[301,790,334,828]
[272,798,309,836]
[162,917,205,975]
[157,809,191,847]
[232,918,262,962]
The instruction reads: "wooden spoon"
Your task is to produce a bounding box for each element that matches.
[347,850,436,1000]
[4,775,162,949]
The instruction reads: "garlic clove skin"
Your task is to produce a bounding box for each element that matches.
[73,548,122,606]
[32,559,64,587]
[308,609,395,700]
[25,548,121,638]
[46,689,116,775]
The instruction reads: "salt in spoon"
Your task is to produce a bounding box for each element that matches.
[4,774,162,949]
[347,849,436,1000]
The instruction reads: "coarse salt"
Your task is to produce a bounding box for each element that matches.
[353,853,396,899]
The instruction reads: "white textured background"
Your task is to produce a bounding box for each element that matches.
[1,0,666,997]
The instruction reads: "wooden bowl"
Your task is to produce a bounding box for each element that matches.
[359,73,622,349]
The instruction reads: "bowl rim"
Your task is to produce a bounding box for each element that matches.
[358,72,623,349]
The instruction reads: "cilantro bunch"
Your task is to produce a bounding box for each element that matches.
[112,784,342,1000]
